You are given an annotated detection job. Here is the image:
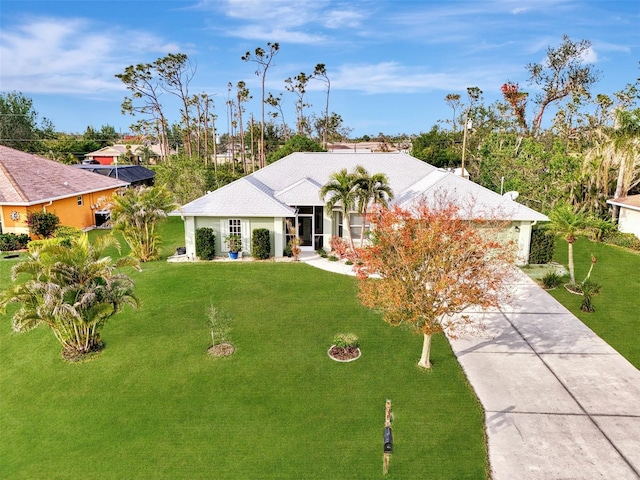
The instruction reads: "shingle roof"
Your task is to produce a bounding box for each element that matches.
[173,152,548,222]
[174,176,295,217]
[0,145,128,205]
[274,178,324,206]
[398,170,549,221]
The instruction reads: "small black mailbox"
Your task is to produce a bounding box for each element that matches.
[383,426,393,453]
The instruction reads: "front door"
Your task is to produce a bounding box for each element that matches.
[298,215,313,250]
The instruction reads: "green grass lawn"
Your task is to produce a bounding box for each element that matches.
[548,237,640,369]
[0,218,488,479]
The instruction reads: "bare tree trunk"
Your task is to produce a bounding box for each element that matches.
[250,115,256,173]
[568,241,576,285]
[418,332,432,369]
[612,156,626,221]
[342,209,355,251]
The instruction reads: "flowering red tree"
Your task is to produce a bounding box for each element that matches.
[354,200,516,369]
[501,82,528,131]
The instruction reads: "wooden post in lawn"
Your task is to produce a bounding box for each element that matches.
[383,399,393,475]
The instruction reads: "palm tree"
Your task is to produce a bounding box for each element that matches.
[320,168,360,250]
[583,107,640,218]
[0,234,140,360]
[545,204,594,286]
[354,166,394,245]
[110,185,176,262]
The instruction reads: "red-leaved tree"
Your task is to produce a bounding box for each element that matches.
[354,199,516,369]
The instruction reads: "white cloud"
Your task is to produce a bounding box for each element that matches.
[231,26,328,44]
[580,46,598,63]
[0,16,184,95]
[331,62,501,94]
[211,0,368,44]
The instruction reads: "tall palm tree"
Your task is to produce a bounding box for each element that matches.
[354,165,394,245]
[320,168,360,250]
[545,204,594,285]
[0,235,140,360]
[583,107,640,219]
[110,185,176,262]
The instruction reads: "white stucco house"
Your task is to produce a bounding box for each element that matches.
[607,195,640,239]
[170,152,548,265]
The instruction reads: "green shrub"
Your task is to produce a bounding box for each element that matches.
[26,211,60,239]
[602,230,640,251]
[541,271,563,289]
[528,227,555,264]
[332,333,360,348]
[0,233,30,251]
[54,225,83,239]
[28,237,71,254]
[580,280,602,313]
[327,255,339,262]
[252,228,271,259]
[195,228,216,260]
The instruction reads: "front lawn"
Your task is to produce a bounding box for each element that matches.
[549,237,640,369]
[0,219,488,479]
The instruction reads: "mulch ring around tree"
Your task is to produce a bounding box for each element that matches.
[207,343,235,357]
[328,346,361,362]
[564,283,583,295]
[61,343,105,363]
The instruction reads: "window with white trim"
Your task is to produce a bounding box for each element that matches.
[229,219,241,237]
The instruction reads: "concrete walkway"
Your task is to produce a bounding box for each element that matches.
[300,253,640,479]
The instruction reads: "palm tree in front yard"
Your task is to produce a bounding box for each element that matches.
[354,165,394,245]
[0,234,140,360]
[110,185,176,262]
[545,204,594,286]
[320,168,360,250]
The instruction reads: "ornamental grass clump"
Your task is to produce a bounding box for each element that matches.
[333,333,360,349]
[541,271,563,290]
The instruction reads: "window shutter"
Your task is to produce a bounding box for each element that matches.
[241,220,251,253]
[220,220,229,252]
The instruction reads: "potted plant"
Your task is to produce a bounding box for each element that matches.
[224,234,242,259]
[328,333,361,362]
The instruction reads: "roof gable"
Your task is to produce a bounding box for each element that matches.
[274,177,324,206]
[0,145,128,205]
[173,176,295,217]
[398,170,549,221]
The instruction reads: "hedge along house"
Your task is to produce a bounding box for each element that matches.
[0,145,128,235]
[171,152,548,264]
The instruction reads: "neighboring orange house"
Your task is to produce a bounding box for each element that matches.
[84,144,168,165]
[0,145,128,236]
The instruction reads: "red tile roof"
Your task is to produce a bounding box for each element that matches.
[0,145,128,205]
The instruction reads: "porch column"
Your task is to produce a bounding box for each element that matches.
[184,216,196,260]
[273,217,284,258]
[516,221,532,266]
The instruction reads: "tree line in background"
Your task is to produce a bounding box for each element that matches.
[1,36,639,223]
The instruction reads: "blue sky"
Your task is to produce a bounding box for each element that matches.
[1,0,638,138]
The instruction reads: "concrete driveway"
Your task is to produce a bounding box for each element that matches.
[448,270,640,479]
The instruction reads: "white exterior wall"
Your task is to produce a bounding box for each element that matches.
[618,207,640,239]
[187,216,286,259]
